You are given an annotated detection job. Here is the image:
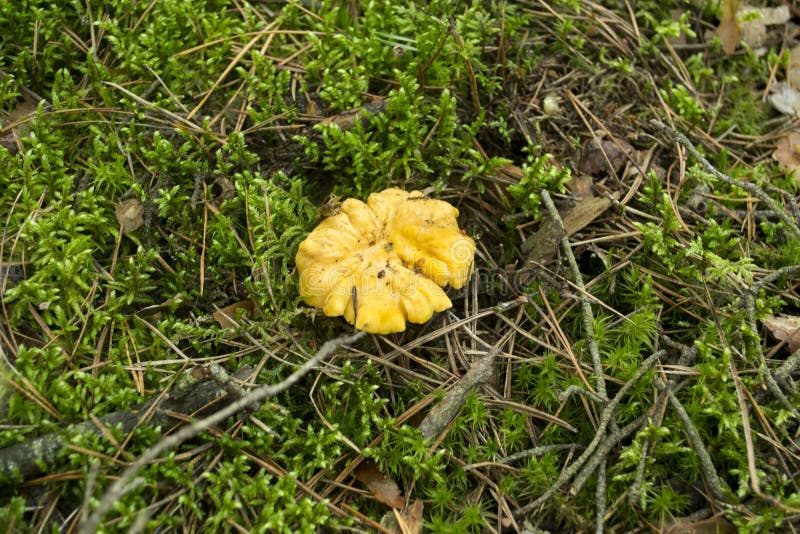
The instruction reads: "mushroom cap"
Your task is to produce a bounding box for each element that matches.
[296,188,475,334]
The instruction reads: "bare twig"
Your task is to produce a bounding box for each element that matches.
[0,366,252,480]
[541,189,606,398]
[418,344,500,441]
[79,331,365,534]
[662,385,731,503]
[514,350,664,518]
[571,414,648,496]
[496,444,581,465]
[541,188,609,533]
[650,120,800,242]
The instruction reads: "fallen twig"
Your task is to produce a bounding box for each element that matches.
[78,330,365,534]
[650,120,800,242]
[418,345,500,442]
[0,366,254,481]
[514,350,664,518]
[662,385,732,503]
[541,188,609,533]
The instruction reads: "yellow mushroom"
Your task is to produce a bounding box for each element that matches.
[295,188,475,334]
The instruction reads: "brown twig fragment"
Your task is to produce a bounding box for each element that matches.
[418,345,500,442]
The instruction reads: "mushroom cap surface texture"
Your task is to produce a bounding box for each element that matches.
[296,188,475,334]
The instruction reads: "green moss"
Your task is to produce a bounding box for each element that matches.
[2,0,800,530]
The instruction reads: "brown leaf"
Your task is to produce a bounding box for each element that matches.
[663,513,737,534]
[716,0,740,54]
[764,315,800,352]
[521,192,620,260]
[115,198,144,233]
[320,99,387,130]
[0,100,37,154]
[579,136,634,177]
[772,131,800,184]
[566,174,594,199]
[213,300,254,328]
[354,459,405,509]
[381,500,424,534]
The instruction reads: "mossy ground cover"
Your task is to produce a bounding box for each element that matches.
[1,0,800,532]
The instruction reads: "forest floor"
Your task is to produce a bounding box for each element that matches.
[2,0,800,532]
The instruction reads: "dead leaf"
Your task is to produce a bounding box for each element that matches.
[320,99,387,130]
[354,459,405,509]
[663,512,737,534]
[115,198,144,233]
[0,100,37,154]
[768,82,800,116]
[764,315,800,353]
[772,131,800,184]
[381,500,424,534]
[579,136,634,177]
[213,300,255,328]
[716,0,740,54]
[522,192,620,260]
[566,173,594,199]
[717,3,790,53]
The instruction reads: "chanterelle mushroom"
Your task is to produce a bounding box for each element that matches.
[296,188,475,334]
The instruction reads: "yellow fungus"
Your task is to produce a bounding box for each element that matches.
[295,188,475,334]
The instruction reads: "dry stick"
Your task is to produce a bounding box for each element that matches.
[514,350,663,518]
[629,438,649,509]
[559,384,608,404]
[650,119,800,242]
[79,331,366,534]
[570,414,648,496]
[662,386,731,504]
[540,190,607,400]
[0,367,252,480]
[749,264,800,295]
[540,189,608,533]
[496,444,582,465]
[594,460,607,534]
[742,292,798,414]
[775,347,800,394]
[418,344,500,442]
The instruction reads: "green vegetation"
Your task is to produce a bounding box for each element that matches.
[2,0,800,532]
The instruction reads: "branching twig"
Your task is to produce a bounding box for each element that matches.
[541,188,609,532]
[558,385,608,404]
[78,331,365,534]
[0,366,253,480]
[514,350,664,518]
[570,414,648,496]
[650,120,800,242]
